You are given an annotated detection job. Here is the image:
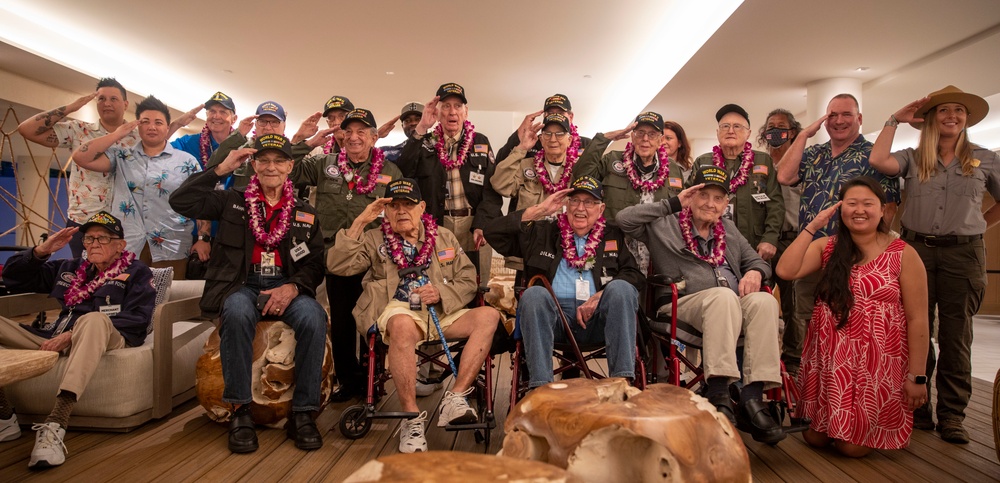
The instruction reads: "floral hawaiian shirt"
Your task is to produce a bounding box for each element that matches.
[52,120,139,223]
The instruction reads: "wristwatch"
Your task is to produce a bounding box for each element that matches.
[198,235,213,243]
[907,373,927,384]
[885,115,899,128]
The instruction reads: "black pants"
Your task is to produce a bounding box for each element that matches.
[326,272,367,389]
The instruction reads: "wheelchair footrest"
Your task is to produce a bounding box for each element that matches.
[783,417,812,434]
[369,411,420,420]
[443,421,495,432]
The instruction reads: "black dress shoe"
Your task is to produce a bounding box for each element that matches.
[329,384,363,403]
[229,412,258,453]
[738,398,786,444]
[286,412,323,450]
[707,393,736,425]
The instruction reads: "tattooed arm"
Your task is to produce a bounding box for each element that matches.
[71,120,139,173]
[17,92,98,147]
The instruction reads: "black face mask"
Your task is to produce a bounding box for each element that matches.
[764,128,793,148]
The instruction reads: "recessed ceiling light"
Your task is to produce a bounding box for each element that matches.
[222,69,233,74]
[583,74,592,78]
[855,66,870,72]
[385,71,395,75]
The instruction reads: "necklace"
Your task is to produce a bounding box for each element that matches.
[244,175,294,251]
[533,123,582,193]
[712,142,754,191]
[556,213,605,271]
[338,147,385,198]
[622,142,670,192]
[678,208,726,266]
[64,251,136,307]
[431,121,476,170]
[382,214,438,269]
[199,124,232,169]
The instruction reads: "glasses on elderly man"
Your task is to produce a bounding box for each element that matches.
[567,197,601,208]
[540,131,569,139]
[254,157,292,166]
[82,235,121,246]
[256,118,282,127]
[718,123,749,132]
[632,130,661,140]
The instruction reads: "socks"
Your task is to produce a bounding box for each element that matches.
[705,376,730,402]
[44,390,77,429]
[740,381,764,405]
[0,388,13,419]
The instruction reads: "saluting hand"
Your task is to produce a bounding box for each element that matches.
[807,201,842,234]
[33,227,79,258]
[892,97,931,124]
[238,115,258,137]
[173,103,205,129]
[415,96,440,135]
[215,147,256,176]
[306,127,338,148]
[525,188,573,221]
[517,121,542,151]
[802,113,828,138]
[293,112,323,144]
[605,122,637,141]
[68,92,99,112]
[676,183,705,209]
[377,115,401,139]
[113,120,140,139]
[347,197,392,239]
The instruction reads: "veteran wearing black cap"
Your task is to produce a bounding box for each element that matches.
[617,164,785,444]
[290,108,402,401]
[328,178,500,453]
[397,83,496,271]
[485,176,644,389]
[496,94,592,163]
[170,133,328,454]
[692,104,783,265]
[0,211,156,468]
[381,102,425,163]
[171,92,238,169]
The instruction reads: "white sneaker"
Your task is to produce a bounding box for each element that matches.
[0,413,20,442]
[437,387,477,427]
[415,380,443,397]
[29,422,67,468]
[397,411,427,453]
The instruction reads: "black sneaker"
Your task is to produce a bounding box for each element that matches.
[912,406,935,430]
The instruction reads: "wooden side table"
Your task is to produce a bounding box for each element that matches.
[0,350,59,387]
[993,368,1000,463]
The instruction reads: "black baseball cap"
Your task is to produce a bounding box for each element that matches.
[386,178,422,204]
[634,111,664,133]
[436,83,467,104]
[205,91,236,112]
[716,103,749,125]
[542,113,571,132]
[254,133,293,159]
[340,108,377,130]
[79,211,125,239]
[569,176,604,201]
[255,101,286,122]
[544,94,572,112]
[323,96,355,117]
[692,164,730,194]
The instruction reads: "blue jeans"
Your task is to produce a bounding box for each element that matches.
[518,279,638,387]
[219,273,328,411]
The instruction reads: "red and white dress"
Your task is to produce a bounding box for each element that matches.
[798,237,912,449]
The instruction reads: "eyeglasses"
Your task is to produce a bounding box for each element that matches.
[632,130,661,140]
[256,118,282,127]
[82,235,120,246]
[253,157,291,166]
[540,131,568,139]
[718,123,749,132]
[567,198,601,208]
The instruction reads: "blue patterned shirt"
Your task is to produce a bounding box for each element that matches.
[105,143,200,262]
[797,135,900,237]
[552,233,597,306]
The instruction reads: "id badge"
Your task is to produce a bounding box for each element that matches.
[261,251,276,276]
[723,203,734,220]
[469,171,485,186]
[290,242,310,262]
[714,268,730,288]
[751,192,771,203]
[576,278,590,301]
[99,304,122,316]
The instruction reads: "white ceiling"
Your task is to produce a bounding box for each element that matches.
[1,0,999,153]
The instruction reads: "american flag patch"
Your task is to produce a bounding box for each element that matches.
[752,165,768,175]
[669,177,683,189]
[376,174,392,184]
[295,211,315,224]
[114,273,130,281]
[474,144,488,153]
[438,247,456,261]
[605,240,618,251]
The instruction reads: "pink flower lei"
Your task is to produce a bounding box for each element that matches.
[64,250,136,307]
[323,135,337,155]
[556,213,606,271]
[532,123,582,193]
[712,141,754,192]
[244,175,294,251]
[337,147,385,195]
[678,208,727,266]
[382,213,438,269]
[199,124,233,169]
[431,121,476,170]
[622,142,670,192]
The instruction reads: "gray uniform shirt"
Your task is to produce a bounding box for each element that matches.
[893,147,1000,235]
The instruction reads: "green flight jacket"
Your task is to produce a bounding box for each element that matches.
[572,133,674,223]
[691,150,783,248]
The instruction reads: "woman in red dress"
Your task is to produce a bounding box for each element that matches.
[776,176,928,457]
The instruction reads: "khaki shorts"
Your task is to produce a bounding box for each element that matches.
[376,300,470,346]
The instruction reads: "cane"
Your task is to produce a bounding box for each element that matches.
[399,265,458,377]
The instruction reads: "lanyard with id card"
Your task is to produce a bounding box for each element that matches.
[576,273,591,301]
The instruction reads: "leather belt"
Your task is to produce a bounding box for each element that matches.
[900,228,982,247]
[445,209,472,217]
[251,264,283,275]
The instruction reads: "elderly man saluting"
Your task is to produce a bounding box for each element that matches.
[0,212,156,468]
[485,176,644,389]
[617,165,785,444]
[328,178,500,454]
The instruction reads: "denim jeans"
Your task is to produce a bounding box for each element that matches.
[219,273,328,411]
[518,279,638,387]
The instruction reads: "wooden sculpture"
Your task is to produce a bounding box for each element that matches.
[344,451,576,482]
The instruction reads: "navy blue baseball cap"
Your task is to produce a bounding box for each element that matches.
[255,101,286,122]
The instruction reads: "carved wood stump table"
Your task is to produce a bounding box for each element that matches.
[344,451,575,482]
[0,349,59,387]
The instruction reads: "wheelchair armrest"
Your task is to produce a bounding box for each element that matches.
[647,274,685,290]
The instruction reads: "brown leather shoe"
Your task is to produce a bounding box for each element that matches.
[937,419,969,444]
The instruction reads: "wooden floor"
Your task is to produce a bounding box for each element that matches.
[2,355,999,482]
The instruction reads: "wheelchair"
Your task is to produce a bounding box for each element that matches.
[643,273,810,438]
[508,274,647,409]
[338,274,499,452]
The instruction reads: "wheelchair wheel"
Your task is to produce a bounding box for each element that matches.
[339,404,372,439]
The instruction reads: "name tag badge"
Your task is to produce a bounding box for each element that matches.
[290,242,310,262]
[751,193,771,203]
[99,304,122,316]
[469,171,485,186]
[576,279,590,302]
[723,204,733,219]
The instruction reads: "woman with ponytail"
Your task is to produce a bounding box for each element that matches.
[777,177,929,457]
